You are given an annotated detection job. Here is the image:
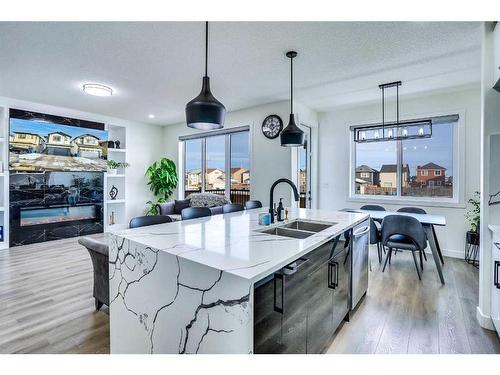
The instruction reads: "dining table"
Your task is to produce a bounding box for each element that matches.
[341,208,446,284]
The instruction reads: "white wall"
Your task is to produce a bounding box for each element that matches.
[0,96,165,224]
[318,87,481,259]
[477,22,500,329]
[162,100,318,207]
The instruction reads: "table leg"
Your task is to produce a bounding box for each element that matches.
[432,224,445,265]
[424,225,445,285]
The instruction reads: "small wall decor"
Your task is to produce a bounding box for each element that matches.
[109,185,119,200]
[115,140,121,149]
[110,211,115,225]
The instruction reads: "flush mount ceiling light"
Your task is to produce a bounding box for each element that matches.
[185,22,226,130]
[82,83,113,97]
[280,51,304,147]
[354,81,432,143]
[148,114,155,119]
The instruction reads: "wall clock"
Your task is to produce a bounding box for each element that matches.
[261,115,283,139]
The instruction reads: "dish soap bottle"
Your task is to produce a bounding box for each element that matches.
[277,198,284,222]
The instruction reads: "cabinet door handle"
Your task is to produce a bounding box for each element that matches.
[495,261,500,289]
[273,273,284,314]
[328,261,339,289]
[494,242,500,250]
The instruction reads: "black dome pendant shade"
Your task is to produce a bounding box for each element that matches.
[186,22,226,130]
[280,51,304,147]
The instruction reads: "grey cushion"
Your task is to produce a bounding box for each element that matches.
[174,198,191,214]
[156,201,175,216]
[188,192,231,208]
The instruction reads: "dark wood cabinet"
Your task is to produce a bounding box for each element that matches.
[254,238,351,354]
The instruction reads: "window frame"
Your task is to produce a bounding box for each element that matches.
[179,126,251,200]
[348,111,465,207]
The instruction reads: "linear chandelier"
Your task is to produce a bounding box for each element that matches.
[354,81,432,143]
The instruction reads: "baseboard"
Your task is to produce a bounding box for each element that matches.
[476,306,495,331]
[424,248,463,259]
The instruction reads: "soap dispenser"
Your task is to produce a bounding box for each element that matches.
[277,198,284,222]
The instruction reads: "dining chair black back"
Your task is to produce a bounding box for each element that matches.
[397,207,427,214]
[397,207,428,261]
[369,218,383,263]
[245,200,263,209]
[223,203,244,214]
[181,207,212,220]
[381,214,427,280]
[360,204,386,211]
[129,215,172,229]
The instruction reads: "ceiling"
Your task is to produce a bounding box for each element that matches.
[0,22,481,125]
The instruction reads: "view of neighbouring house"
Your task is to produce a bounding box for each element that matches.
[46,131,72,156]
[9,118,108,172]
[416,162,447,187]
[185,167,250,192]
[9,132,45,153]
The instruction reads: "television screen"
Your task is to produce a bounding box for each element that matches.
[9,118,109,172]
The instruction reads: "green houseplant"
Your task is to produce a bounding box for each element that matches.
[106,160,130,175]
[465,191,480,245]
[145,158,178,215]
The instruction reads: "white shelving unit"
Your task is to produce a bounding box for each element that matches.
[104,124,127,231]
[0,107,9,249]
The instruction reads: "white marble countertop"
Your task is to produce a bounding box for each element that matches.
[111,207,369,282]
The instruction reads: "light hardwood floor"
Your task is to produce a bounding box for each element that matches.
[0,236,498,354]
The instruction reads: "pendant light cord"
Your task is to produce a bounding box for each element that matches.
[205,21,208,77]
[290,55,293,114]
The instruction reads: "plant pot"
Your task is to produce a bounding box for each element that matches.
[107,168,117,175]
[466,230,480,245]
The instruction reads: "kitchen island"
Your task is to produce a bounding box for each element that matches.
[108,208,369,354]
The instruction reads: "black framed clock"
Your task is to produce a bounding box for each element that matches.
[261,115,283,139]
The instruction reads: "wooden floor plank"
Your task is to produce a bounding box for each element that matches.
[0,237,497,354]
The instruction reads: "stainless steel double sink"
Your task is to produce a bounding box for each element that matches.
[257,219,335,239]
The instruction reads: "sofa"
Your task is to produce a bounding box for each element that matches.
[156,192,231,221]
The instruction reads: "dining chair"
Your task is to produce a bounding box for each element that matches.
[245,200,263,209]
[397,207,428,262]
[181,207,212,220]
[381,214,427,280]
[360,204,386,211]
[129,215,172,229]
[223,203,245,214]
[369,218,383,263]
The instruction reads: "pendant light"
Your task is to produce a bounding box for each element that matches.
[280,51,304,147]
[353,81,432,143]
[185,22,226,130]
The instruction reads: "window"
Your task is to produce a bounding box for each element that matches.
[181,127,250,205]
[53,135,61,142]
[184,139,202,194]
[352,116,458,201]
[205,135,226,192]
[354,141,397,196]
[230,132,251,203]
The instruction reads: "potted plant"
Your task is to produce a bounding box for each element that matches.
[465,191,480,246]
[145,158,178,215]
[107,160,130,175]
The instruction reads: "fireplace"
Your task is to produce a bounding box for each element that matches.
[20,204,98,226]
[9,171,104,246]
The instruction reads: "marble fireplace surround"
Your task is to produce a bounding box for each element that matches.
[109,208,368,354]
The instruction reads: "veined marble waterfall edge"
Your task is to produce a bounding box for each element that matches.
[109,234,253,354]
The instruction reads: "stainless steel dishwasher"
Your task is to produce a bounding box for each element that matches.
[350,220,370,310]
